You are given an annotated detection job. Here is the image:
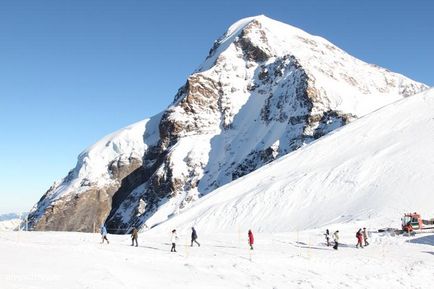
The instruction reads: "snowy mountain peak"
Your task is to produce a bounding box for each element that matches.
[27,16,428,233]
[197,15,424,115]
[206,15,309,57]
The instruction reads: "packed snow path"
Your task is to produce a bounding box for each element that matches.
[1,230,433,289]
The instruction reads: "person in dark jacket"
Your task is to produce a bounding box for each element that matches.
[248,230,254,250]
[356,229,364,248]
[191,227,200,247]
[362,228,369,246]
[170,229,178,252]
[131,227,138,247]
[324,229,330,246]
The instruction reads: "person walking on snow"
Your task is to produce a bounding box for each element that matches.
[170,229,178,252]
[333,230,339,250]
[131,227,138,247]
[248,230,254,250]
[100,225,109,244]
[363,228,369,246]
[356,229,364,248]
[324,229,330,246]
[191,227,200,247]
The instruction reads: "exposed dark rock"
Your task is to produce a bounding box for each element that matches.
[232,145,279,180]
[28,156,143,232]
[235,20,272,63]
[312,111,356,139]
[30,185,117,232]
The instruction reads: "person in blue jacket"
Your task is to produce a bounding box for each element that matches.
[100,225,109,244]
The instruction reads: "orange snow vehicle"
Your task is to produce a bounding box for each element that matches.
[401,212,434,234]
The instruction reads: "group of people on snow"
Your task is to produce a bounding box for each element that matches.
[100,225,255,252]
[324,227,369,250]
[170,227,201,253]
[324,229,340,250]
[101,225,374,252]
[356,228,369,248]
[102,226,373,252]
[100,225,139,246]
[101,224,370,252]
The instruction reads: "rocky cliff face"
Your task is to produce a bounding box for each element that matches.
[27,15,428,233]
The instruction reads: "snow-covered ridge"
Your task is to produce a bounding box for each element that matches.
[73,120,148,186]
[28,114,162,231]
[152,89,434,234]
[46,118,150,199]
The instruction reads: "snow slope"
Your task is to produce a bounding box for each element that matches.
[151,89,434,234]
[1,230,433,289]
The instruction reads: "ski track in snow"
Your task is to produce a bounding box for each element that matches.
[1,229,433,289]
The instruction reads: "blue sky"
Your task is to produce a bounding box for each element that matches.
[0,0,433,213]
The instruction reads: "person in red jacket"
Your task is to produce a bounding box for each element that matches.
[356,229,364,248]
[248,230,254,250]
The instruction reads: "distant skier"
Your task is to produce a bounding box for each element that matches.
[356,229,364,248]
[324,229,330,246]
[333,230,339,250]
[131,227,138,247]
[362,227,369,246]
[170,229,178,252]
[191,227,200,247]
[100,225,109,244]
[248,230,254,250]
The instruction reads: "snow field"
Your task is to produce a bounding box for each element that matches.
[1,228,433,289]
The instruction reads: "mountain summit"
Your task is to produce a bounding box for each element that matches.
[28,16,427,232]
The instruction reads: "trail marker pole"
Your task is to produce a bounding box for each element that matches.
[185,236,190,259]
[238,226,241,248]
[307,234,312,260]
[296,230,301,257]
